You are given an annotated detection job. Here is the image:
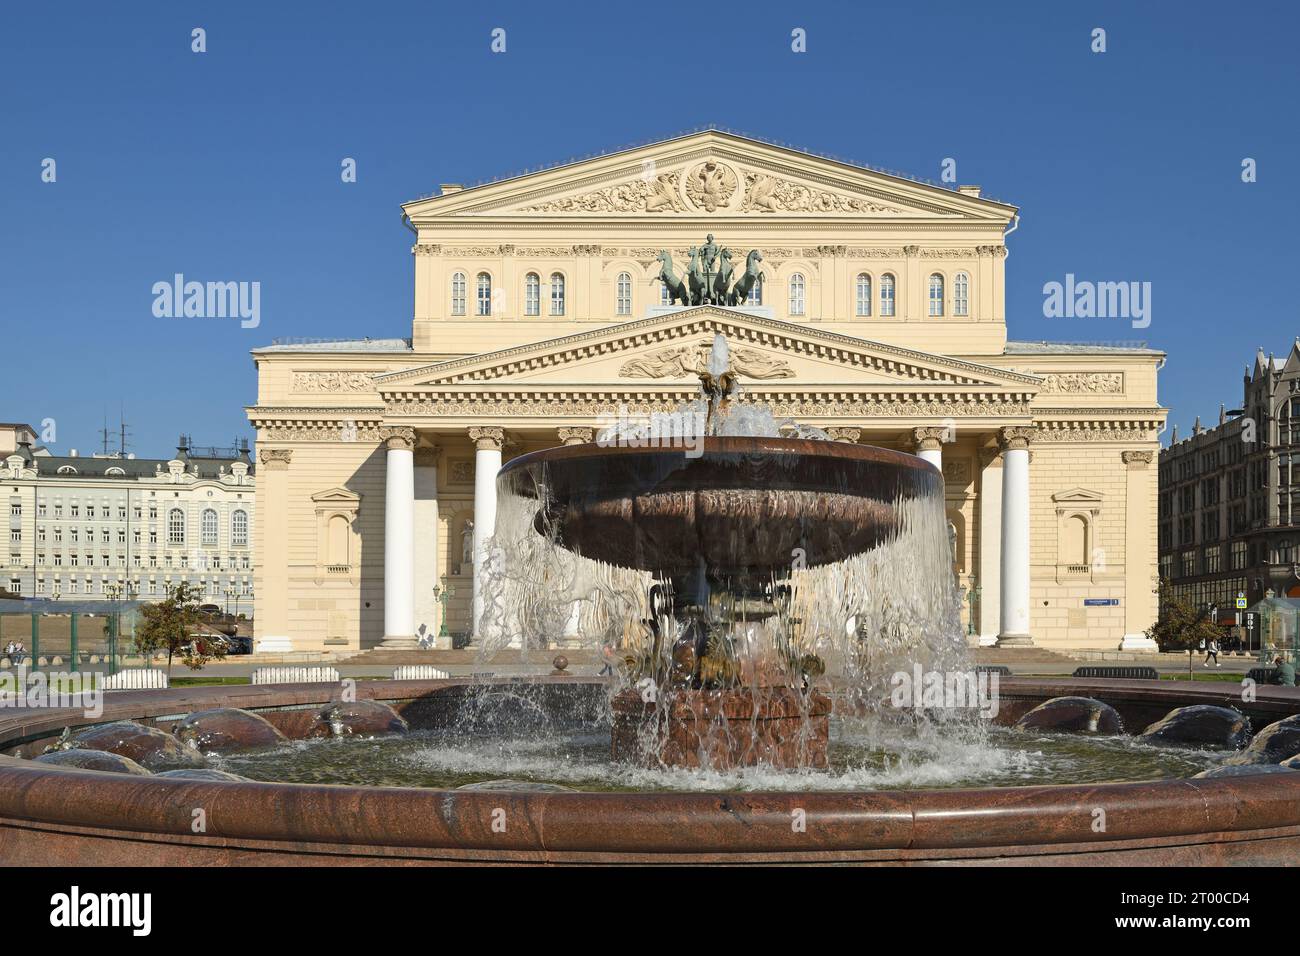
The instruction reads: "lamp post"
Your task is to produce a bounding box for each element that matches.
[433,578,456,645]
[966,579,981,637]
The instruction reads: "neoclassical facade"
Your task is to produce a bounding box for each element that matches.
[246,131,1164,653]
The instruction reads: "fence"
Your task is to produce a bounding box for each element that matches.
[392,665,451,680]
[251,666,341,685]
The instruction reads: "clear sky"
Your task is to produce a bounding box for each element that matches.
[1,0,1296,456]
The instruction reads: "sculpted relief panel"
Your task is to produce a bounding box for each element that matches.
[516,161,911,216]
[292,371,381,393]
[1039,373,1124,395]
[619,341,796,380]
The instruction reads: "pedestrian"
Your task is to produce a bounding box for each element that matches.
[598,642,616,677]
[1203,637,1220,667]
[1273,655,1296,687]
[12,641,24,666]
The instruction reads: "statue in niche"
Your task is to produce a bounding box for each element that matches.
[461,520,474,567]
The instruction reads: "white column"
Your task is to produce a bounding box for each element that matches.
[413,445,441,648]
[977,451,1003,646]
[912,426,945,472]
[557,428,594,647]
[469,426,504,641]
[381,427,417,649]
[1120,450,1159,650]
[997,426,1034,645]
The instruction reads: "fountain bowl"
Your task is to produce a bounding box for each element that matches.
[498,437,940,597]
[6,677,1300,866]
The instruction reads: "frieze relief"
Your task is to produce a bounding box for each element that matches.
[1038,373,1124,395]
[292,371,382,393]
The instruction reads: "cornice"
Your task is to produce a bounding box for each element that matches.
[374,308,1043,390]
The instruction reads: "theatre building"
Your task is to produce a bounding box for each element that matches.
[246,130,1164,654]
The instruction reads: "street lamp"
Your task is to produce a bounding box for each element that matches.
[433,578,456,644]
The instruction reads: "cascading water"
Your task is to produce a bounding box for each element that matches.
[472,333,976,774]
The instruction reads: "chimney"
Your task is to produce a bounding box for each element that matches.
[957,185,982,198]
[439,184,464,195]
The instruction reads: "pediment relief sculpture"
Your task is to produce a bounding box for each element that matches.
[522,172,686,213]
[619,341,795,380]
[741,171,906,214]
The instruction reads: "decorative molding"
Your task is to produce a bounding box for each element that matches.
[558,427,594,446]
[918,248,975,259]
[1039,373,1124,395]
[468,426,505,451]
[387,395,1033,419]
[826,427,860,443]
[375,307,1043,389]
[845,247,906,258]
[258,448,293,470]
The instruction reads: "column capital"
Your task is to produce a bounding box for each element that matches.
[997,426,1036,451]
[469,426,505,451]
[380,426,416,451]
[826,427,861,444]
[257,448,292,470]
[912,426,947,452]
[558,427,593,446]
[1122,450,1154,469]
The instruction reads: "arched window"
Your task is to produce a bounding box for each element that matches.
[231,510,248,547]
[450,272,466,316]
[167,508,185,545]
[746,275,763,306]
[788,273,805,316]
[954,271,970,316]
[855,274,872,317]
[928,274,945,316]
[880,274,896,316]
[327,515,350,566]
[549,273,565,316]
[616,272,632,316]
[201,509,218,546]
[476,273,492,316]
[524,273,540,316]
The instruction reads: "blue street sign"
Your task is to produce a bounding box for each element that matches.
[1083,598,1119,606]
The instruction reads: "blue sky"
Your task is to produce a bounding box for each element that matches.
[1,0,1296,455]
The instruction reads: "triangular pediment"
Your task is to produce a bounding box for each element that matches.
[1052,487,1104,505]
[403,131,1015,223]
[311,487,361,504]
[375,308,1041,393]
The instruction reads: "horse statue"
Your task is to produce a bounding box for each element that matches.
[729,250,764,306]
[712,249,734,305]
[685,247,707,306]
[655,250,690,306]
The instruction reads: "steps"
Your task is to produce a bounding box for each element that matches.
[972,646,1079,666]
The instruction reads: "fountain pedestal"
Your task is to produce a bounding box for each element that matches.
[611,687,831,770]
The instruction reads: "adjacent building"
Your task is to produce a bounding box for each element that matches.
[2,425,256,609]
[246,130,1165,654]
[1159,342,1300,614]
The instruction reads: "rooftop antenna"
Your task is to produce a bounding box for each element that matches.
[117,403,131,459]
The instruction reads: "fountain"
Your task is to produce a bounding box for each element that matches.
[487,334,962,769]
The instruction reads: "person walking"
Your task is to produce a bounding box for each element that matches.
[1203,637,1221,667]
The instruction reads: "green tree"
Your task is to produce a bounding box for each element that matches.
[133,582,226,676]
[1147,580,1222,680]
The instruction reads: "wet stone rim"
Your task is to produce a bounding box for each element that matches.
[2,677,1300,865]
